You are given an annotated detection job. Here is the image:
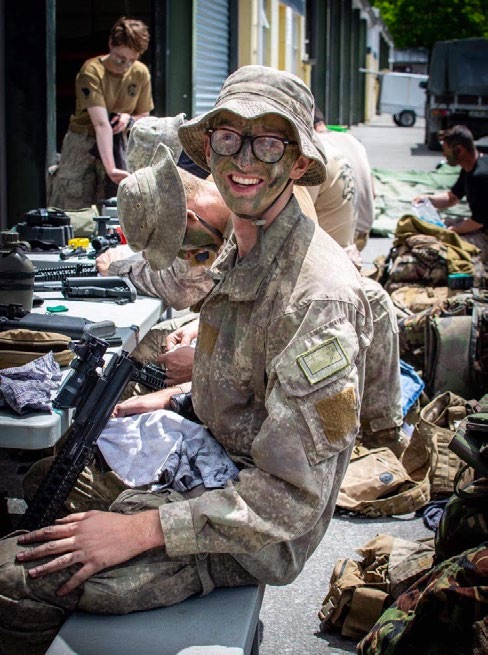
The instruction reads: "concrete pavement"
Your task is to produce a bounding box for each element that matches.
[258,114,440,655]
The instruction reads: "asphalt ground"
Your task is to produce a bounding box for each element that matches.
[0,114,458,653]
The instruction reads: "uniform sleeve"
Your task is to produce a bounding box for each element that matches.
[108,257,213,309]
[159,307,364,557]
[76,65,106,110]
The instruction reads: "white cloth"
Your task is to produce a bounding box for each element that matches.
[97,409,239,490]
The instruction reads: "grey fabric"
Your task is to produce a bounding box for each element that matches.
[0,352,61,414]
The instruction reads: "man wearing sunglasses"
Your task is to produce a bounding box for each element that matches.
[0,66,372,653]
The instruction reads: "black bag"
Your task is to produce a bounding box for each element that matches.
[24,208,71,227]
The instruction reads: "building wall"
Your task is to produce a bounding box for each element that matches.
[0,0,392,228]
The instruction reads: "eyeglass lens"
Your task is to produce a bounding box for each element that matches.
[209,129,291,163]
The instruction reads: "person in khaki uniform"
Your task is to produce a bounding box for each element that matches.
[0,66,372,655]
[308,136,357,247]
[48,16,154,210]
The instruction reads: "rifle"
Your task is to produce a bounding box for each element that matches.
[0,303,116,340]
[34,276,137,303]
[20,332,168,531]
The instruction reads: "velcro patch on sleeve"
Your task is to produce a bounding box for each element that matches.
[198,322,219,356]
[315,386,357,443]
[297,337,349,385]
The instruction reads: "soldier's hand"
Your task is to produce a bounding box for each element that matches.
[16,510,165,595]
[96,244,134,275]
[112,388,178,417]
[165,319,200,351]
[107,168,129,185]
[158,346,195,385]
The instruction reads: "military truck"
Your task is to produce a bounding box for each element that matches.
[425,37,488,150]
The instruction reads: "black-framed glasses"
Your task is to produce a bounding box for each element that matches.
[207,128,298,163]
[179,212,224,252]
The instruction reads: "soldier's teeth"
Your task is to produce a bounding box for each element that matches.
[232,176,260,185]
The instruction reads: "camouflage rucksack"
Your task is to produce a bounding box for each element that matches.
[357,543,488,655]
[357,406,488,655]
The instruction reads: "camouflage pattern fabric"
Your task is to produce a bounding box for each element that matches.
[385,237,448,289]
[357,544,488,655]
[47,131,106,210]
[318,534,434,639]
[358,277,404,455]
[108,256,214,311]
[0,488,257,655]
[159,198,373,584]
[435,476,488,564]
[471,294,488,394]
[393,214,479,274]
[117,143,187,271]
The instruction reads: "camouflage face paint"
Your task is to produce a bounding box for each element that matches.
[207,112,300,219]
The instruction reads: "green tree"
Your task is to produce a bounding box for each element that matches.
[371,0,488,50]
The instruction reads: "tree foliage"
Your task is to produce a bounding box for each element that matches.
[371,0,488,50]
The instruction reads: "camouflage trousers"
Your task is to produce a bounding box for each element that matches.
[47,130,107,211]
[0,485,258,655]
[358,278,405,455]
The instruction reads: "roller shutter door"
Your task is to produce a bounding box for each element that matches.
[193,0,230,116]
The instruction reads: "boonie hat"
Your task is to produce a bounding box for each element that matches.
[178,65,327,186]
[127,113,186,172]
[117,143,187,271]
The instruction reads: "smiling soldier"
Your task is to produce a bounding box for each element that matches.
[0,66,372,655]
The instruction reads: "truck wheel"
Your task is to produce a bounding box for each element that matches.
[393,114,401,126]
[427,131,442,151]
[398,110,416,127]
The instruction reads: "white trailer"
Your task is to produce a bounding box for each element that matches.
[379,72,428,127]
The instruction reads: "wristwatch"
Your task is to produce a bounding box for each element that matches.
[127,116,135,130]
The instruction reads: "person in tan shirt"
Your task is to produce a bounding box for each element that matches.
[48,16,154,210]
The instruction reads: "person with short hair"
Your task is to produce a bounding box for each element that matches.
[48,16,154,210]
[0,66,372,654]
[414,124,488,261]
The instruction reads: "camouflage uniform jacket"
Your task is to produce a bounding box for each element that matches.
[159,197,373,585]
[108,255,214,310]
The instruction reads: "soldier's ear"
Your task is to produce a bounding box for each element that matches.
[289,155,312,181]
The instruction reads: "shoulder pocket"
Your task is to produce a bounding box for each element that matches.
[274,319,361,464]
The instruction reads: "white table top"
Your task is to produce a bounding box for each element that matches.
[0,293,163,449]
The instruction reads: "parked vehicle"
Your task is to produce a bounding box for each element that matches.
[379,72,428,127]
[425,37,488,150]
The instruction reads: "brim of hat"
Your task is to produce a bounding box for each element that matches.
[118,145,187,271]
[127,113,186,172]
[178,98,327,186]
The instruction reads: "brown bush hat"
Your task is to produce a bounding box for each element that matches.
[117,143,187,271]
[127,113,186,172]
[178,65,327,186]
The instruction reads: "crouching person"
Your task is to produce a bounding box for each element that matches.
[0,65,372,655]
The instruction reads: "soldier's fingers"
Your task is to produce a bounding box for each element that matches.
[17,537,77,565]
[57,563,97,596]
[17,522,75,544]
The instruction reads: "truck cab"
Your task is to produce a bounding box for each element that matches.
[425,38,488,150]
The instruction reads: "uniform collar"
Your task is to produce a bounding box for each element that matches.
[208,195,302,301]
